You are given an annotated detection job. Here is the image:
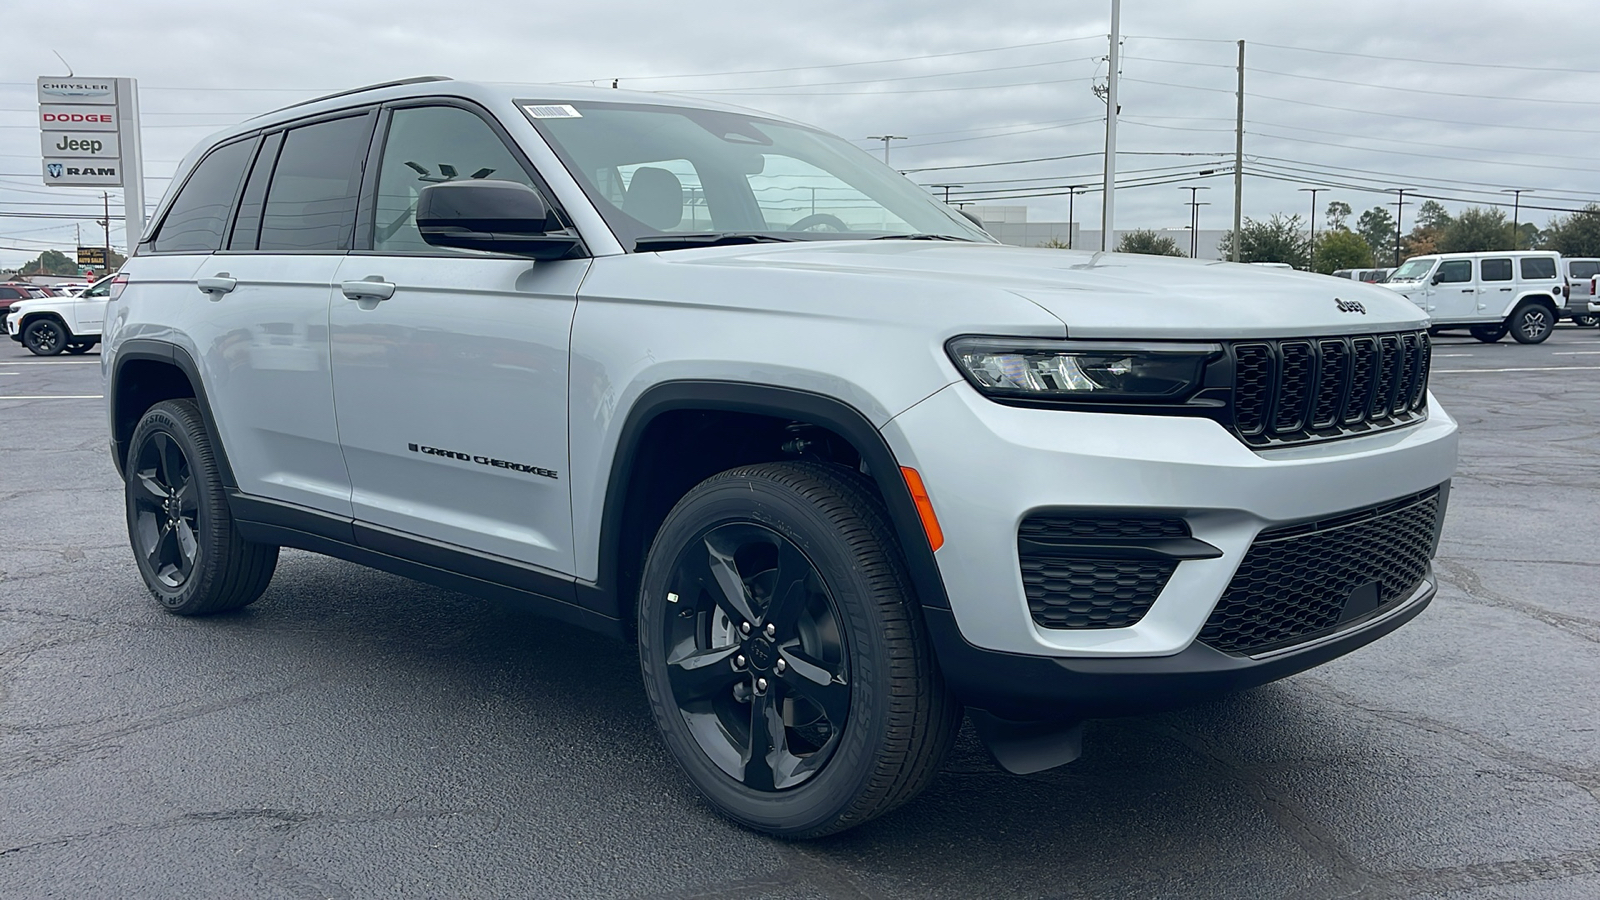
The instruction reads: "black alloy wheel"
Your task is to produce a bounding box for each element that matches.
[638,462,960,838]
[125,399,278,615]
[659,521,851,793]
[130,428,201,590]
[22,318,66,356]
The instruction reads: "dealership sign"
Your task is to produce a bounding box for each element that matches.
[37,75,147,238]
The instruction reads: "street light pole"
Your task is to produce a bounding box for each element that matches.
[1391,188,1414,268]
[930,184,963,204]
[1068,185,1085,249]
[865,135,907,166]
[1299,186,1325,267]
[1501,189,1531,250]
[1181,186,1211,258]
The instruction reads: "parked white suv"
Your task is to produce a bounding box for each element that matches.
[104,77,1459,837]
[5,277,111,355]
[1562,257,1599,327]
[1381,250,1565,343]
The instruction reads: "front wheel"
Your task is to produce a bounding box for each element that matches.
[22,319,66,356]
[1470,324,1507,343]
[637,462,960,838]
[1572,313,1599,328]
[64,340,94,354]
[1510,304,1554,344]
[125,399,279,615]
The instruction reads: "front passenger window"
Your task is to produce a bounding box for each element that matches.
[373,106,540,253]
[1435,260,1472,284]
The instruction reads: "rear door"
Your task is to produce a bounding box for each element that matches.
[1477,257,1514,318]
[328,101,585,573]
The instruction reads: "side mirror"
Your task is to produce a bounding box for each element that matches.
[1429,272,1442,285]
[416,180,580,260]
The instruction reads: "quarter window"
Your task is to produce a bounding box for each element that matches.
[1435,260,1472,284]
[1520,256,1557,280]
[257,115,372,253]
[152,138,255,253]
[1480,258,1512,282]
[373,106,539,253]
[1569,261,1600,280]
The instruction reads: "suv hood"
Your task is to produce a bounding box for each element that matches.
[664,241,1429,339]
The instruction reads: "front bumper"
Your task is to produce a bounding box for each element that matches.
[880,380,1458,713]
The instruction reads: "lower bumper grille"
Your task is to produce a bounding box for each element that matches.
[1020,514,1190,629]
[1199,487,1443,655]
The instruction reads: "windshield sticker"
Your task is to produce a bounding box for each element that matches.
[522,104,582,119]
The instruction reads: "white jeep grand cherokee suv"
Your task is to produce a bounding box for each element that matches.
[104,77,1459,837]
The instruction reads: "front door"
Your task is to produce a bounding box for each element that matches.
[1430,258,1478,321]
[328,103,584,574]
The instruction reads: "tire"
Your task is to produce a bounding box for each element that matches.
[1510,304,1554,344]
[1572,314,1599,328]
[637,461,960,838]
[64,340,94,354]
[1470,324,1507,343]
[22,318,67,356]
[125,399,278,615]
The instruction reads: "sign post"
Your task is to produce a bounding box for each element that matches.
[37,76,146,255]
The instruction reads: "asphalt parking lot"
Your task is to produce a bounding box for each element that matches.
[2,328,1598,900]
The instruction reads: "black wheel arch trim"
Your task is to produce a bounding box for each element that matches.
[593,381,953,621]
[109,339,237,490]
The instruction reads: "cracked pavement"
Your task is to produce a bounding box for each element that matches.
[1,329,1598,899]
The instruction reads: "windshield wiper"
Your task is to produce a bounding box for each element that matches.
[869,233,975,242]
[634,232,799,252]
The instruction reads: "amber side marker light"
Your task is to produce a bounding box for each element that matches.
[899,466,945,552]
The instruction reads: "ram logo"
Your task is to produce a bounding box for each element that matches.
[1334,298,1366,314]
[46,163,63,178]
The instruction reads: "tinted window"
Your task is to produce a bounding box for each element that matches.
[258,115,371,253]
[1436,260,1472,283]
[1520,256,1557,280]
[1570,261,1600,280]
[228,131,283,251]
[152,138,255,253]
[0,287,20,300]
[82,280,111,298]
[1480,258,1512,282]
[373,106,538,253]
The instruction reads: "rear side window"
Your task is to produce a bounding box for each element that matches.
[257,115,372,253]
[152,138,255,253]
[0,287,20,300]
[1568,260,1600,280]
[1520,257,1557,280]
[1480,258,1512,282]
[1435,260,1472,283]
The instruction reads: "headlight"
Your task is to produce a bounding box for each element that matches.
[947,337,1221,402]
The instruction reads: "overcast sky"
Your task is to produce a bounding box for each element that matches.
[4,0,1599,267]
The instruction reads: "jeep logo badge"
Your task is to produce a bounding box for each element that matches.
[1335,298,1366,314]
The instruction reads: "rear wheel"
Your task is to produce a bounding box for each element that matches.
[126,399,278,615]
[637,462,959,838]
[64,340,94,354]
[1572,313,1599,328]
[1510,304,1554,344]
[1470,324,1507,343]
[22,319,66,356]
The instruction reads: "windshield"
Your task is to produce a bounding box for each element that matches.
[522,100,993,250]
[1389,258,1435,282]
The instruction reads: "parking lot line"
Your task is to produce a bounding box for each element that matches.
[1436,353,1473,357]
[0,360,99,365]
[1434,365,1600,374]
[1551,351,1600,355]
[0,394,104,399]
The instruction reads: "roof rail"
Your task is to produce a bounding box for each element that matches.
[254,75,453,119]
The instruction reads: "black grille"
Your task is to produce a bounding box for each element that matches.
[1229,330,1430,446]
[1019,514,1188,629]
[1198,488,1442,655]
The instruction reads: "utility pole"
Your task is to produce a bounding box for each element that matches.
[1068,185,1086,249]
[865,135,906,166]
[1501,189,1530,249]
[1181,186,1211,258]
[1299,186,1325,265]
[1231,40,1245,262]
[1101,0,1122,251]
[1391,188,1414,268]
[102,191,111,271]
[931,184,963,204]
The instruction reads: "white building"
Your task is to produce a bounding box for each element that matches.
[965,206,1229,260]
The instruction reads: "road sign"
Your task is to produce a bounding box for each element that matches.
[36,75,144,236]
[77,247,107,267]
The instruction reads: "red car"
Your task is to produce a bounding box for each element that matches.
[0,282,52,321]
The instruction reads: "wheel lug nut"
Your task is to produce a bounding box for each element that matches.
[764,623,776,639]
[734,654,746,669]
[755,677,768,693]
[740,621,751,635]
[775,658,786,673]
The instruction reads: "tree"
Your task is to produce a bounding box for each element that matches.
[1415,200,1451,231]
[1217,213,1310,268]
[1401,200,1451,259]
[1542,204,1600,258]
[1312,229,1375,274]
[1325,200,1353,232]
[1438,206,1512,253]
[1115,229,1186,257]
[1356,206,1396,262]
[18,249,78,276]
[1038,236,1072,249]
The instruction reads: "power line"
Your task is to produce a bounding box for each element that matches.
[903,149,1228,175]
[656,56,1099,94]
[678,74,1098,97]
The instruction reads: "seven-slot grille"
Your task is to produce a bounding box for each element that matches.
[1229,330,1430,446]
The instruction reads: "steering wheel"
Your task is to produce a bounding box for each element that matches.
[787,213,851,233]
